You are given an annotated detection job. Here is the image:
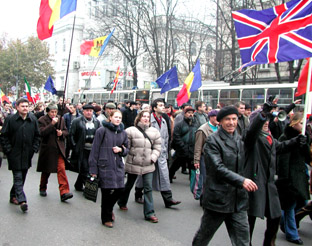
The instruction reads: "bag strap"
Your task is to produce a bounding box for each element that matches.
[136,126,153,149]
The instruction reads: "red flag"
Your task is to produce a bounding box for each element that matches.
[295,59,312,97]
[110,67,120,94]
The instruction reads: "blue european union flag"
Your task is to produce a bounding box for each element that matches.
[44,75,57,95]
[156,66,179,94]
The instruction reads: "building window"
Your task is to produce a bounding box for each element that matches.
[60,76,65,88]
[173,38,179,52]
[63,38,66,52]
[112,4,118,16]
[259,63,269,70]
[55,41,58,54]
[190,42,196,56]
[236,54,241,68]
[88,2,92,18]
[173,60,179,70]
[102,4,108,15]
[143,56,148,68]
[62,59,68,67]
[206,44,212,58]
[84,79,91,89]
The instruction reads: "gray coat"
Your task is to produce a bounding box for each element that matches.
[150,113,171,191]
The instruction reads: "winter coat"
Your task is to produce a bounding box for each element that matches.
[37,114,68,173]
[63,110,81,132]
[162,113,172,143]
[69,116,101,171]
[277,125,310,210]
[202,127,248,213]
[122,107,137,129]
[0,112,40,171]
[89,122,129,189]
[150,113,171,191]
[125,122,161,175]
[237,114,249,136]
[172,117,197,159]
[193,111,208,129]
[194,122,215,164]
[243,113,298,219]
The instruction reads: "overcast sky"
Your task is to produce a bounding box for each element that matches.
[0,0,214,40]
[0,0,41,39]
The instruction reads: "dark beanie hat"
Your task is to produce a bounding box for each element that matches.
[217,106,239,122]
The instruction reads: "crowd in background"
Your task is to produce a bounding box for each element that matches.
[0,96,312,245]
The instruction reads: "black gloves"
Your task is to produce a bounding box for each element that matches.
[296,134,307,147]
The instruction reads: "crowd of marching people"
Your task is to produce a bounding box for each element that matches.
[0,96,312,245]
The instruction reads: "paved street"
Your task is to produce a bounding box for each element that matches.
[0,154,311,246]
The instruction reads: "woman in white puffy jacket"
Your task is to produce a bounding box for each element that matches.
[118,110,161,223]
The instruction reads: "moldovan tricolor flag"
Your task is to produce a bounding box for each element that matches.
[37,0,77,40]
[176,60,202,106]
[24,78,35,104]
[80,29,115,57]
[80,36,108,57]
[295,58,312,97]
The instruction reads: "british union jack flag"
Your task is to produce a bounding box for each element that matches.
[232,0,312,68]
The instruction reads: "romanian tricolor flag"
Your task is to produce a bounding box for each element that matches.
[80,29,115,57]
[0,88,10,104]
[37,0,77,40]
[176,60,202,106]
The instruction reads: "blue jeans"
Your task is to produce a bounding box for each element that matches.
[281,201,300,240]
[118,172,155,218]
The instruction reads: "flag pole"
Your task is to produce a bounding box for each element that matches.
[302,57,312,136]
[61,14,76,114]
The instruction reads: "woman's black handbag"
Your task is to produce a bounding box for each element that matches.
[83,176,99,202]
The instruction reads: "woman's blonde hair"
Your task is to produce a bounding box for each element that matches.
[134,110,151,126]
[289,112,303,127]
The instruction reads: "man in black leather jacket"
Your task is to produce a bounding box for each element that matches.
[193,106,258,246]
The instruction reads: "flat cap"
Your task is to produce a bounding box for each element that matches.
[105,102,116,109]
[82,104,94,110]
